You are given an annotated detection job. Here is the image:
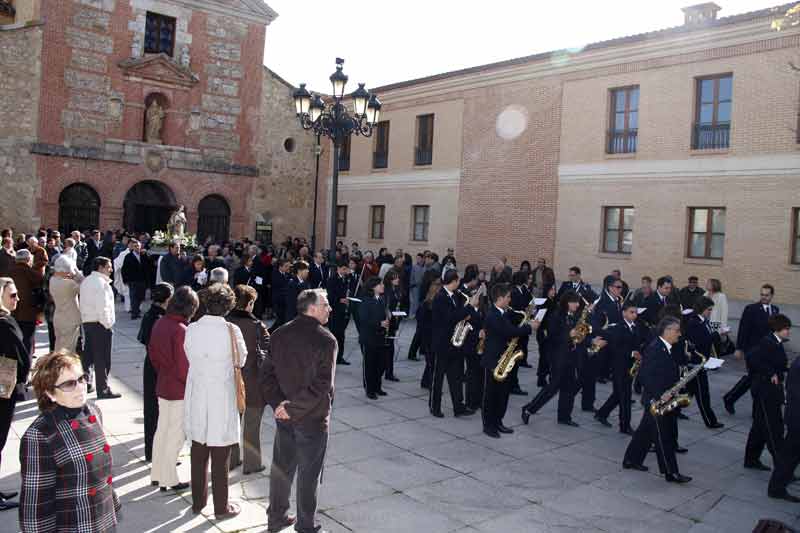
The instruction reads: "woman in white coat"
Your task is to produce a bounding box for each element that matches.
[49,255,84,352]
[184,283,247,519]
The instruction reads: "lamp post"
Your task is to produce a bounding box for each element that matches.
[293,58,382,258]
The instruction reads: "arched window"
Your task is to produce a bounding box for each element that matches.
[123,180,176,234]
[59,183,100,233]
[197,194,230,243]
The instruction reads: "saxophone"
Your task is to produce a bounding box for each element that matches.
[649,348,707,416]
[570,296,595,349]
[451,285,485,347]
[493,302,533,381]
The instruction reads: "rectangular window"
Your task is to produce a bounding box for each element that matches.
[144,12,176,56]
[370,205,385,240]
[602,206,634,253]
[335,206,347,237]
[338,135,350,172]
[415,114,434,165]
[607,87,639,154]
[693,75,732,149]
[373,121,389,169]
[688,207,726,259]
[412,205,430,241]
[792,208,800,265]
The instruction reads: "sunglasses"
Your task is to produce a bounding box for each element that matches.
[54,373,90,392]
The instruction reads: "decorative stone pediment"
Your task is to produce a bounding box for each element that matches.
[118,53,198,88]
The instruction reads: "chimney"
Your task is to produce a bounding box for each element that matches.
[682,3,721,26]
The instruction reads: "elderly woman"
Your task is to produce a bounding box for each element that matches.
[226,285,269,474]
[149,286,198,491]
[184,283,247,519]
[49,255,84,353]
[20,351,121,530]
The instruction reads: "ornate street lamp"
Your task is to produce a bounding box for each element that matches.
[293,57,382,256]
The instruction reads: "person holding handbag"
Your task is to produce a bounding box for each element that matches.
[184,283,247,519]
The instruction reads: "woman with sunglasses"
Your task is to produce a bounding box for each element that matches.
[20,351,121,531]
[0,277,28,511]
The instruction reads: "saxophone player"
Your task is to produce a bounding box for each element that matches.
[684,297,724,429]
[481,283,539,438]
[460,266,485,411]
[622,317,692,484]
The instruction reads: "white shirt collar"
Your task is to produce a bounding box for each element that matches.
[495,305,505,315]
[625,319,635,329]
[774,333,783,344]
[659,337,672,353]
[444,287,454,297]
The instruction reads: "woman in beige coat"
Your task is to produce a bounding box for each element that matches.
[49,255,84,352]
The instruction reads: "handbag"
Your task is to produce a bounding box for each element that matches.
[227,322,246,414]
[0,356,18,400]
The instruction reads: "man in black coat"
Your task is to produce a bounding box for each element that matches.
[641,276,677,327]
[556,266,596,305]
[121,239,147,319]
[326,261,352,366]
[482,283,537,437]
[678,276,704,311]
[622,316,691,484]
[590,275,625,386]
[269,259,290,332]
[768,324,800,502]
[83,229,102,276]
[429,270,479,418]
[745,314,790,473]
[233,254,255,287]
[683,298,723,429]
[723,284,779,414]
[159,243,184,286]
[595,302,650,434]
[358,277,388,399]
[284,261,310,323]
[308,252,329,290]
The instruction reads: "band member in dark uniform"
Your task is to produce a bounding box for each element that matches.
[556,266,596,304]
[641,276,676,327]
[429,270,479,418]
[622,316,692,484]
[269,259,290,332]
[744,314,790,472]
[460,267,484,411]
[591,276,625,384]
[284,261,310,322]
[723,284,779,415]
[326,261,352,365]
[684,297,724,429]
[522,291,602,427]
[768,323,800,502]
[358,277,388,399]
[418,279,442,390]
[308,252,329,289]
[482,283,538,438]
[535,284,558,388]
[594,302,649,434]
[508,271,531,394]
[383,270,403,382]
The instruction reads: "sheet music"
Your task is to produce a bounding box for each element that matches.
[704,357,725,370]
[534,309,547,322]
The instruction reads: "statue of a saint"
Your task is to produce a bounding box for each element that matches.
[145,100,165,144]
[168,205,187,238]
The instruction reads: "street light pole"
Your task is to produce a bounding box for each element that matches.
[311,133,321,253]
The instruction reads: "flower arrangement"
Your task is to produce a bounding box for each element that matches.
[151,230,198,250]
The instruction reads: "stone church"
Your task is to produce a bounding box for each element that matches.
[0,0,316,243]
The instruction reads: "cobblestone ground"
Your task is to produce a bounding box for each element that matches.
[1,302,799,532]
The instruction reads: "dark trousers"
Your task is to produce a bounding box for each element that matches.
[421,348,433,388]
[408,330,421,360]
[143,353,159,461]
[429,350,465,415]
[536,341,550,381]
[624,410,679,476]
[482,369,510,430]
[17,320,35,363]
[524,362,577,422]
[47,320,55,352]
[269,304,286,333]
[129,281,146,317]
[362,343,384,395]
[578,352,596,410]
[242,406,265,472]
[769,428,800,496]
[0,393,18,470]
[724,374,751,406]
[464,353,484,410]
[383,340,396,379]
[686,369,719,427]
[596,370,633,430]
[268,422,328,533]
[745,394,784,465]
[190,441,232,515]
[83,322,112,393]
[330,315,348,362]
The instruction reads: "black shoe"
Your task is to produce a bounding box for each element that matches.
[243,466,267,475]
[0,501,19,511]
[521,407,532,425]
[160,482,189,492]
[520,362,533,368]
[768,491,800,503]
[619,427,634,436]
[708,422,725,429]
[594,415,612,427]
[723,398,735,415]
[676,412,689,420]
[675,446,688,454]
[0,491,17,500]
[623,462,649,472]
[497,424,514,434]
[510,387,528,396]
[558,420,579,427]
[744,461,771,471]
[151,481,159,487]
[97,389,121,399]
[454,408,476,417]
[267,515,297,533]
[666,473,692,484]
[366,393,378,400]
[377,390,388,396]
[483,428,501,438]
[430,410,444,418]
[582,407,596,413]
[336,359,351,366]
[385,376,400,382]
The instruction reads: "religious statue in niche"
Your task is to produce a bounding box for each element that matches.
[167,205,187,238]
[179,45,191,68]
[145,100,165,144]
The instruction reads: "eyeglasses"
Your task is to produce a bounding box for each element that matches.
[54,373,89,392]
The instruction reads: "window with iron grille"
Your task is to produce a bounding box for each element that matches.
[687,207,726,259]
[370,205,385,239]
[607,87,638,154]
[415,114,434,165]
[372,121,389,169]
[693,75,732,150]
[144,12,176,56]
[412,205,430,241]
[336,206,347,237]
[602,207,634,253]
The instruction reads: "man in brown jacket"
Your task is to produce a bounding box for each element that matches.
[8,250,45,360]
[25,236,48,276]
[261,288,336,533]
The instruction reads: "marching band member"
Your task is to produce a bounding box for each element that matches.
[535,284,558,388]
[382,270,403,382]
[460,266,484,411]
[556,266,596,304]
[768,322,800,502]
[358,277,388,399]
[326,261,352,366]
[284,261,310,322]
[684,297,724,429]
[591,276,625,386]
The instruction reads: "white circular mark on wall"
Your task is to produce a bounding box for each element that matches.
[495,105,528,140]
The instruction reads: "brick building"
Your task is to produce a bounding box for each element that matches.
[0,0,316,243]
[314,2,800,306]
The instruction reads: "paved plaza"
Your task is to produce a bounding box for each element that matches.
[1,304,799,533]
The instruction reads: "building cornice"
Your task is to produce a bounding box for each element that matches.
[338,168,461,191]
[157,0,278,25]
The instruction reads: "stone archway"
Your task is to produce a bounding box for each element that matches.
[58,183,101,233]
[123,180,177,234]
[197,194,230,243]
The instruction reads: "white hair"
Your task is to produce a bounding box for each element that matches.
[54,255,77,274]
[209,266,228,284]
[15,249,31,263]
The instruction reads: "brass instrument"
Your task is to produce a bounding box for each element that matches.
[493,301,535,381]
[570,296,594,347]
[629,353,641,379]
[476,332,486,355]
[649,348,707,416]
[451,285,486,347]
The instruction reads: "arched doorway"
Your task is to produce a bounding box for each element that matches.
[197,194,230,243]
[123,180,176,234]
[59,183,101,233]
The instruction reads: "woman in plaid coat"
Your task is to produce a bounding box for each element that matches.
[20,351,121,532]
